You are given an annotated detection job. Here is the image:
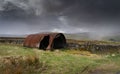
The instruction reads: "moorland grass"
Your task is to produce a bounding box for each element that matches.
[0,44,120,74]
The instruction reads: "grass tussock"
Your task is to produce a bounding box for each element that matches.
[0,55,48,74]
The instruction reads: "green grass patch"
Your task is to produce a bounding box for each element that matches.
[0,44,35,56]
[0,44,120,74]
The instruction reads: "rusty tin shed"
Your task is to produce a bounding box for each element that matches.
[23,33,66,50]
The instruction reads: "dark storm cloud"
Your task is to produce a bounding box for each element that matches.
[0,0,120,36]
[1,0,120,20]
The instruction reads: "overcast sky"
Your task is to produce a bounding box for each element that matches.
[0,0,120,36]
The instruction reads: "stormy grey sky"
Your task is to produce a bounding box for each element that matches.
[0,0,120,36]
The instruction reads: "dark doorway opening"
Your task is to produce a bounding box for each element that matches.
[39,36,49,50]
[53,35,66,49]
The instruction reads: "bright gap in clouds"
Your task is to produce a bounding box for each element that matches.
[51,28,88,34]
[51,28,65,33]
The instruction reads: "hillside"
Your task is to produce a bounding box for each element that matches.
[0,32,120,42]
[65,32,120,42]
[64,32,91,40]
[103,33,120,42]
[106,35,120,41]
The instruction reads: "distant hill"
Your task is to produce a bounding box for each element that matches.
[65,32,120,41]
[103,34,120,42]
[64,32,92,40]
[0,34,26,38]
[0,32,120,42]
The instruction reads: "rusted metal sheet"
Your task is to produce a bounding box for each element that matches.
[23,33,66,50]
